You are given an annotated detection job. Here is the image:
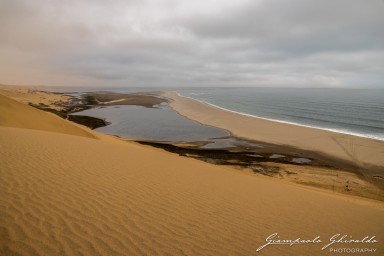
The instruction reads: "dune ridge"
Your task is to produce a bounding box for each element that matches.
[1,93,383,255]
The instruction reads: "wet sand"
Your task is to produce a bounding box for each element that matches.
[87,92,166,107]
[163,91,384,178]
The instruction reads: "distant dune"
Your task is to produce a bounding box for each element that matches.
[1,92,383,256]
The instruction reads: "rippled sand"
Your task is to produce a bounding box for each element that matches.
[1,91,383,255]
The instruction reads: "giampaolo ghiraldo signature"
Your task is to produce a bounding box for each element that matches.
[256,233,378,252]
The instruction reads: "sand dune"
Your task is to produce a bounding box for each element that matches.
[0,84,70,111]
[0,94,95,139]
[1,93,384,255]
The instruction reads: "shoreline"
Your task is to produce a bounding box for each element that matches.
[2,87,383,200]
[2,85,382,199]
[163,91,384,176]
[2,85,384,255]
[175,91,384,142]
[53,88,384,200]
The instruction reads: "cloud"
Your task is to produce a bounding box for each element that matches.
[0,0,383,87]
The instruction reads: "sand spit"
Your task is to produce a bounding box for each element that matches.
[87,92,166,107]
[163,92,384,175]
[1,91,383,255]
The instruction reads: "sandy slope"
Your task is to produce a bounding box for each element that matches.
[164,92,384,174]
[1,94,384,256]
[0,84,70,111]
[0,94,95,139]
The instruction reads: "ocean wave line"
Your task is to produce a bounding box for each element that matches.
[175,92,384,142]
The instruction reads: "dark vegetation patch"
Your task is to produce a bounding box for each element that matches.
[28,96,105,130]
[136,141,320,177]
[29,91,166,129]
[67,115,110,129]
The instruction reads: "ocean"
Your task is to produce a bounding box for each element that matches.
[53,87,384,141]
[177,88,384,141]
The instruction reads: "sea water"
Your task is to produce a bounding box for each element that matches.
[54,87,384,141]
[177,88,384,141]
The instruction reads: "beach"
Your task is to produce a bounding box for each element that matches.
[1,86,384,256]
[164,92,384,176]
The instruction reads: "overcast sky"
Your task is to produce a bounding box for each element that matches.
[1,0,383,88]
